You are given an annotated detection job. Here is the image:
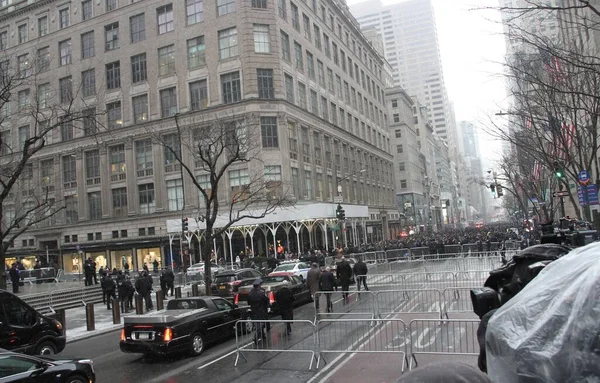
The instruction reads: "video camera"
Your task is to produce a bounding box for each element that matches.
[470,244,571,319]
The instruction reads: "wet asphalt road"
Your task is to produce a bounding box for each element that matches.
[59,259,487,383]
[60,294,323,383]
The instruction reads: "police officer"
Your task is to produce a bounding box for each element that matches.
[135,271,153,311]
[274,285,295,335]
[119,275,135,313]
[247,279,269,342]
[9,263,20,293]
[353,257,369,292]
[101,274,117,310]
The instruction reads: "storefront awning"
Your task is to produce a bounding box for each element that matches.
[166,203,369,234]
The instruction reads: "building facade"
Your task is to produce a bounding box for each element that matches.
[0,0,397,272]
[349,0,457,151]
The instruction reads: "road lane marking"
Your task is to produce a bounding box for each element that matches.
[308,296,424,383]
[196,341,253,371]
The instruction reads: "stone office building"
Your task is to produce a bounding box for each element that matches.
[0,0,397,273]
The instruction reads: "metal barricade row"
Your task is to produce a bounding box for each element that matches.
[442,287,475,317]
[313,291,377,322]
[234,319,317,369]
[316,318,408,372]
[408,319,480,370]
[375,289,443,319]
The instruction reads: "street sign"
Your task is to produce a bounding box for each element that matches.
[578,170,591,185]
[577,184,599,206]
[553,191,569,198]
[333,196,343,203]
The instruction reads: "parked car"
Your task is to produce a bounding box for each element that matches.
[119,297,249,357]
[186,262,224,277]
[0,348,95,382]
[235,275,311,314]
[211,268,264,298]
[0,290,66,355]
[269,262,310,280]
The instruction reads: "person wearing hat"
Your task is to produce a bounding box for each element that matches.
[247,279,270,342]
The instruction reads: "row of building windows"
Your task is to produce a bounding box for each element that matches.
[280,29,387,131]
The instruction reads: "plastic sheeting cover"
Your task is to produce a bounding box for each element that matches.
[486,241,600,383]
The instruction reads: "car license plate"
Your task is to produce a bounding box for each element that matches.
[219,285,226,290]
[135,332,151,340]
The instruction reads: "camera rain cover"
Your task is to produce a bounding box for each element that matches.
[486,242,600,383]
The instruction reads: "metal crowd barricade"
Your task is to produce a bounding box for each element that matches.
[454,271,490,288]
[234,319,317,369]
[375,251,387,263]
[364,272,457,293]
[7,267,60,285]
[313,291,377,321]
[375,289,443,319]
[443,287,475,318]
[408,319,480,370]
[316,318,408,372]
[444,245,462,254]
[388,259,424,273]
[410,247,430,258]
[458,256,502,271]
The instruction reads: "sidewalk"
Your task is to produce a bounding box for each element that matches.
[63,284,196,343]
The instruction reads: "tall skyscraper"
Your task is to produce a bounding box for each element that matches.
[350,0,456,148]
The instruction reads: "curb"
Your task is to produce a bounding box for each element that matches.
[66,324,122,344]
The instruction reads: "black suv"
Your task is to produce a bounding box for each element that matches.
[0,291,66,355]
[211,268,263,298]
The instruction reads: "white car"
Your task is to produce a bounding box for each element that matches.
[187,262,224,277]
[269,262,310,280]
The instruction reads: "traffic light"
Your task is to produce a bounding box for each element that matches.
[341,208,346,220]
[553,161,565,179]
[490,183,496,197]
[182,217,188,232]
[496,184,504,197]
[335,204,346,220]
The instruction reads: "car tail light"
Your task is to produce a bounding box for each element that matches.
[164,328,173,342]
[228,280,242,286]
[120,329,125,342]
[269,291,275,305]
[234,293,239,305]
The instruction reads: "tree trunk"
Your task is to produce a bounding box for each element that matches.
[0,243,7,290]
[203,223,214,295]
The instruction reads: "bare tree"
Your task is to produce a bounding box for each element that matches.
[482,0,600,222]
[0,51,103,289]
[153,111,294,291]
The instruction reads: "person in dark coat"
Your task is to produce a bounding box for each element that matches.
[101,274,117,310]
[319,267,337,312]
[247,279,270,342]
[159,269,167,293]
[119,276,135,313]
[336,257,353,304]
[98,266,107,278]
[306,263,321,310]
[9,263,20,293]
[91,259,98,284]
[135,271,153,311]
[152,259,159,273]
[83,259,94,286]
[353,258,369,291]
[164,268,175,296]
[274,285,295,334]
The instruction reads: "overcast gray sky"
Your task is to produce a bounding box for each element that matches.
[348,0,507,163]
